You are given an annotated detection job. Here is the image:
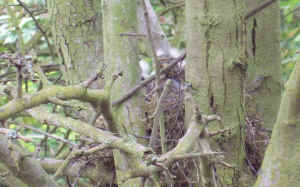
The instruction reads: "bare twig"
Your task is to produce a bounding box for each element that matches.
[209,127,234,137]
[80,63,106,88]
[55,129,71,157]
[284,6,300,18]
[245,0,277,20]
[173,152,223,160]
[142,0,161,95]
[53,143,110,180]
[16,0,54,57]
[0,128,32,142]
[120,33,146,37]
[160,115,166,153]
[80,143,110,155]
[53,151,74,180]
[40,124,50,157]
[215,160,235,169]
[33,63,51,86]
[112,53,186,107]
[16,62,23,98]
[149,79,172,150]
[48,97,74,107]
[21,124,77,147]
[176,162,193,184]
[159,2,185,16]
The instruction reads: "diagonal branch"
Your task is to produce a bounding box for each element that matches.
[28,106,150,155]
[20,123,78,147]
[245,0,277,20]
[0,135,59,187]
[142,0,162,94]
[112,53,186,107]
[39,158,114,184]
[16,0,54,57]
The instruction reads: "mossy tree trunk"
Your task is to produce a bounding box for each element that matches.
[47,0,105,124]
[245,0,281,129]
[254,58,300,187]
[186,0,249,186]
[48,0,103,85]
[102,0,146,186]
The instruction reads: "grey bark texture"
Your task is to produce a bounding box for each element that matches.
[245,0,281,129]
[186,0,251,186]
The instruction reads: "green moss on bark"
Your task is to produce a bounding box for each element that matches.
[186,0,248,186]
[254,59,300,187]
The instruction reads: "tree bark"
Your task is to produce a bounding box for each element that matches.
[102,0,147,186]
[0,163,28,187]
[186,0,248,186]
[0,136,58,187]
[254,58,300,187]
[48,0,103,85]
[245,0,281,129]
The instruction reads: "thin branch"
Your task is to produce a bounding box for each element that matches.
[159,2,185,16]
[55,129,71,157]
[53,143,110,180]
[0,128,32,142]
[209,127,234,137]
[33,63,51,86]
[53,150,74,180]
[21,124,78,147]
[158,113,221,163]
[120,33,147,37]
[112,53,186,107]
[160,115,166,153]
[214,160,235,169]
[16,0,54,58]
[245,0,277,20]
[142,0,161,95]
[47,97,74,107]
[284,6,300,18]
[149,79,172,150]
[16,63,23,98]
[81,143,111,155]
[43,125,50,157]
[173,152,223,160]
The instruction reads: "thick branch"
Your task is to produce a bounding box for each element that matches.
[0,136,59,187]
[39,158,114,184]
[119,114,220,180]
[158,114,220,163]
[0,85,108,120]
[28,106,150,155]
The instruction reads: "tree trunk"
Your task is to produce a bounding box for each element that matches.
[186,0,249,186]
[48,0,103,85]
[102,0,146,186]
[253,58,300,187]
[245,0,281,130]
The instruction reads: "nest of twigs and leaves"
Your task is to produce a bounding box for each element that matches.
[245,116,271,175]
[144,62,185,150]
[143,62,272,186]
[144,63,194,186]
